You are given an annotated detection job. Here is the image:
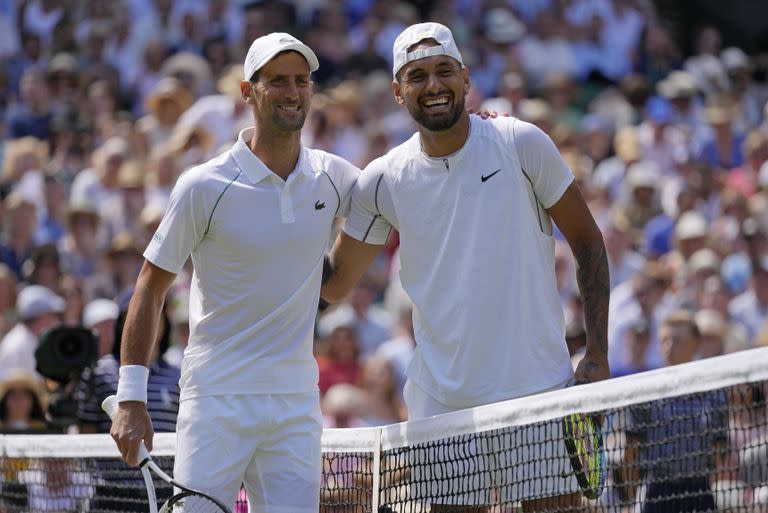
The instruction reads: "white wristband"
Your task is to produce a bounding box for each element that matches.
[116,365,150,403]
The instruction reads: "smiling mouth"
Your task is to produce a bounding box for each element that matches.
[421,96,451,109]
[278,105,302,112]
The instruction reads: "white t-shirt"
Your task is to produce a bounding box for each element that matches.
[344,117,574,408]
[145,128,359,400]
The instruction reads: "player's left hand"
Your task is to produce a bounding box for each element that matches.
[468,108,510,119]
[573,352,610,384]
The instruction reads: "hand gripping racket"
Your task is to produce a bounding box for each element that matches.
[561,382,606,500]
[102,395,233,513]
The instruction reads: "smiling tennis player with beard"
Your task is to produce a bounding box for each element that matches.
[322,22,610,513]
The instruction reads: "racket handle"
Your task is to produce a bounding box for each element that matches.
[102,395,152,464]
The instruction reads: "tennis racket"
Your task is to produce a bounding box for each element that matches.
[102,395,233,513]
[561,383,606,500]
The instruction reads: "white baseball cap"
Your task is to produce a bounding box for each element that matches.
[83,298,119,329]
[243,32,319,82]
[392,22,464,78]
[17,285,65,321]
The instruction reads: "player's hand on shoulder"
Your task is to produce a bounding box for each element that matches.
[111,401,154,467]
[467,107,511,119]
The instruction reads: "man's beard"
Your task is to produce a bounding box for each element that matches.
[408,92,465,132]
[271,104,307,132]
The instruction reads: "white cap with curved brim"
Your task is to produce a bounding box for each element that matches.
[243,32,319,82]
[392,22,464,78]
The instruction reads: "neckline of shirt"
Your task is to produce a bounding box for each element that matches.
[232,127,313,184]
[417,115,473,166]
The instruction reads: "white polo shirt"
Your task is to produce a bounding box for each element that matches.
[344,117,575,408]
[145,128,359,400]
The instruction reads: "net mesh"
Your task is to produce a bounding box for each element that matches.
[2,348,767,513]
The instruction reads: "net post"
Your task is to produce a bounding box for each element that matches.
[371,427,382,513]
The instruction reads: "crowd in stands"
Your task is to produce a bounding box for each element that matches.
[0,0,767,438]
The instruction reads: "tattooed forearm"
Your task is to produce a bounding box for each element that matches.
[574,241,610,354]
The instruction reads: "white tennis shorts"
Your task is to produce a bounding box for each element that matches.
[403,380,580,505]
[174,392,322,513]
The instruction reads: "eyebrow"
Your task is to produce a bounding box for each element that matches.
[406,59,458,75]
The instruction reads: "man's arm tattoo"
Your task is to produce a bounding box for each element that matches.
[575,242,610,354]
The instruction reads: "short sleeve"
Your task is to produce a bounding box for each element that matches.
[322,152,361,218]
[510,119,574,208]
[144,169,209,274]
[343,158,396,245]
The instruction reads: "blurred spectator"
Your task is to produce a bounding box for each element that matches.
[603,211,645,288]
[611,316,653,378]
[0,263,18,337]
[0,369,48,432]
[593,126,642,202]
[374,304,415,400]
[318,277,392,360]
[135,77,193,158]
[698,275,750,354]
[171,62,250,153]
[609,261,674,372]
[74,298,119,433]
[0,194,38,280]
[144,146,180,210]
[317,323,362,396]
[729,256,768,342]
[4,66,53,141]
[695,94,746,169]
[22,243,62,292]
[621,313,728,513]
[34,172,68,245]
[100,160,148,246]
[0,285,64,381]
[57,200,101,280]
[617,160,663,232]
[694,308,727,359]
[321,383,368,428]
[70,136,128,218]
[358,356,406,424]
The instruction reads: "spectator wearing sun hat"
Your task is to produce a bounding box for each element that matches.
[0,368,48,432]
[57,198,102,280]
[0,285,64,381]
[618,160,664,231]
[135,77,193,158]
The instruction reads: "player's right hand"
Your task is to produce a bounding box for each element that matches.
[110,400,154,467]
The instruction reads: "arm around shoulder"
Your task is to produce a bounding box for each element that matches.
[321,232,383,303]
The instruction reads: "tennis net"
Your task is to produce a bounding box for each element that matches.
[1,348,767,512]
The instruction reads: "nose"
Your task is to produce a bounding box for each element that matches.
[285,79,300,100]
[424,71,442,94]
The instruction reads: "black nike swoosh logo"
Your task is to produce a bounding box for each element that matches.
[481,169,501,182]
[315,201,326,210]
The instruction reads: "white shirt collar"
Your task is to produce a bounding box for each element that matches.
[231,127,312,184]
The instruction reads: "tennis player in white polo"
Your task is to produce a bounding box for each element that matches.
[109,33,359,512]
[321,23,610,512]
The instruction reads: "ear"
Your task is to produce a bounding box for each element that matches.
[392,79,405,105]
[462,67,470,95]
[240,80,252,102]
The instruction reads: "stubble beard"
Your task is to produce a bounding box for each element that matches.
[272,107,307,132]
[408,93,465,132]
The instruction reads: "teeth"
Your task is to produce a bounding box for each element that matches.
[424,98,449,107]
